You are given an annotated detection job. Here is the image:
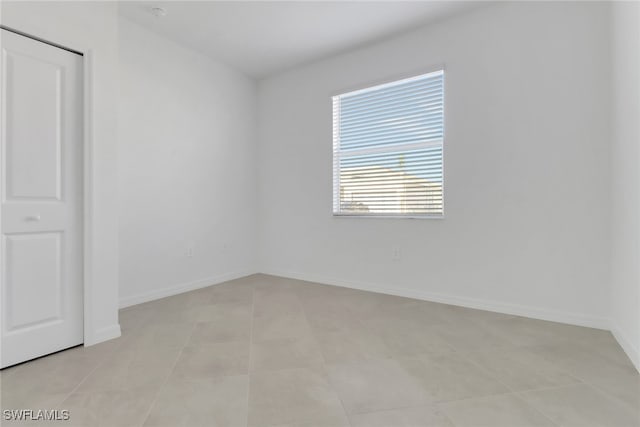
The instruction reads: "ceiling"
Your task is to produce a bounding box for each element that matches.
[118,1,481,79]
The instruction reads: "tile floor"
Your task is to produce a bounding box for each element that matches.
[1,274,638,427]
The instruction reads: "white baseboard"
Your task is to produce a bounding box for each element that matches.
[610,323,640,373]
[119,269,257,309]
[114,267,638,372]
[262,269,610,330]
[85,323,121,346]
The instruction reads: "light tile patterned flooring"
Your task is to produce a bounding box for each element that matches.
[1,274,638,426]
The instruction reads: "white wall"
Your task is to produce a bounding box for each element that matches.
[1,1,121,345]
[610,2,640,371]
[257,2,611,328]
[117,18,258,306]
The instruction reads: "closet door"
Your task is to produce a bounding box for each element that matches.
[1,29,84,368]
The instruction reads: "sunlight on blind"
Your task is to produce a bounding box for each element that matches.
[333,70,444,217]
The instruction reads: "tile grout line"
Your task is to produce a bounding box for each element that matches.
[454,338,598,395]
[245,282,257,427]
[55,325,133,409]
[347,401,438,417]
[574,380,640,419]
[517,345,640,413]
[452,347,564,395]
[431,345,585,425]
[296,291,354,427]
[139,320,198,427]
[512,381,639,425]
[509,392,561,427]
[513,382,590,397]
[295,291,512,423]
[295,307,564,422]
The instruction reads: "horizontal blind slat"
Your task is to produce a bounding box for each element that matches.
[341,135,443,152]
[342,159,443,168]
[340,92,444,120]
[341,118,444,141]
[340,144,443,160]
[339,103,444,129]
[340,78,443,109]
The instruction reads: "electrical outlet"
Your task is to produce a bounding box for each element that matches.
[186,246,194,258]
[391,246,401,260]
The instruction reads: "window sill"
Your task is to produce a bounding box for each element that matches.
[332,213,444,220]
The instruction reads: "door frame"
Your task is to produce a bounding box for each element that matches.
[0,26,98,366]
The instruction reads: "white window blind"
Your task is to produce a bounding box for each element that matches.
[332,70,444,217]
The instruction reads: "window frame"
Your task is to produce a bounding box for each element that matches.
[331,68,445,219]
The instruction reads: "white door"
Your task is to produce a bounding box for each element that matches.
[0,29,83,368]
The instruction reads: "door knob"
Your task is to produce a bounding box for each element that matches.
[25,215,41,221]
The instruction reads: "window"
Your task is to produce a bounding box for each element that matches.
[332,70,444,217]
